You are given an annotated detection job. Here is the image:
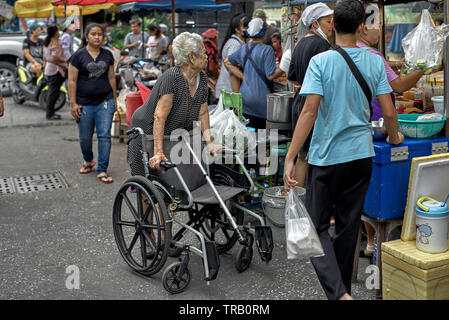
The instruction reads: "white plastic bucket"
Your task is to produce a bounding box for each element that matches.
[431,96,444,115]
[415,198,449,254]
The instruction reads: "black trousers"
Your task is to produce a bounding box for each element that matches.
[46,72,65,118]
[305,157,372,300]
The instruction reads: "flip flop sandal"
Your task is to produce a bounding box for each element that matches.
[79,160,96,174]
[97,174,113,184]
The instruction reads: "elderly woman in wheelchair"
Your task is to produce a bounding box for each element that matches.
[113,32,274,294]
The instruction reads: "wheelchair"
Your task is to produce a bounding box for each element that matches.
[112,127,274,294]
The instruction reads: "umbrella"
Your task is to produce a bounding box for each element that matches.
[13,0,115,18]
[13,0,54,18]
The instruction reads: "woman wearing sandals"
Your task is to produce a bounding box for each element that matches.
[68,23,117,184]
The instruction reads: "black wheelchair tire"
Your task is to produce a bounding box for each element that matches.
[112,176,171,276]
[234,233,254,273]
[196,205,244,254]
[162,261,191,294]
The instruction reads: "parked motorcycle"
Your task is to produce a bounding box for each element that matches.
[11,59,67,111]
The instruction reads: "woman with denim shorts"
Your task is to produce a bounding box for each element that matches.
[68,23,117,184]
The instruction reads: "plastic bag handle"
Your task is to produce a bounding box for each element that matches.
[417,196,438,212]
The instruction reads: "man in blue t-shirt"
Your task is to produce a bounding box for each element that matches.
[224,18,283,129]
[284,0,404,300]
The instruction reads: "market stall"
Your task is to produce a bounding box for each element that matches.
[282,0,449,300]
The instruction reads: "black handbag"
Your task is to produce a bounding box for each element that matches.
[331,45,373,121]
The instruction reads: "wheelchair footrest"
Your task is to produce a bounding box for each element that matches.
[204,240,220,281]
[255,226,274,263]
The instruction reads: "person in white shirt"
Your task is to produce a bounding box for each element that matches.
[146,24,166,61]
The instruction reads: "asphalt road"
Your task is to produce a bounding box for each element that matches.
[0,97,376,300]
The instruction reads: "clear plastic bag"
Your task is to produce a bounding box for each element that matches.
[210,108,257,155]
[416,113,444,121]
[402,9,449,73]
[284,189,324,259]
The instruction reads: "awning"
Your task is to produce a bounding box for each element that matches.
[52,0,164,6]
[13,0,116,18]
[13,0,54,18]
[119,0,231,13]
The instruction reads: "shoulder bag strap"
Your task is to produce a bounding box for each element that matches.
[245,43,274,91]
[331,45,373,120]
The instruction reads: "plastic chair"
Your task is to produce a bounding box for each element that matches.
[220,89,243,121]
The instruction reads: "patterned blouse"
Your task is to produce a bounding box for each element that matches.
[127,66,208,176]
[43,41,67,77]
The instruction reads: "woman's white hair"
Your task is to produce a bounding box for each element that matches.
[172,32,204,67]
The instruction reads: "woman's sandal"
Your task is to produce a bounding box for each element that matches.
[79,161,96,174]
[97,173,113,184]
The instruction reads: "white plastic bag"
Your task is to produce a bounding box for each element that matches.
[284,189,324,259]
[402,9,449,73]
[210,108,257,155]
[416,113,443,121]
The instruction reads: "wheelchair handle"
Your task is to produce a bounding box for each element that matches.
[160,161,176,170]
[126,127,144,136]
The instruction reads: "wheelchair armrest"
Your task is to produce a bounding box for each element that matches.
[160,161,176,170]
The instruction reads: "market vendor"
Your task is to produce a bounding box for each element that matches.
[357,5,437,257]
[127,31,222,175]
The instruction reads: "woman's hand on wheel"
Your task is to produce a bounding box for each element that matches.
[283,159,297,191]
[149,152,168,170]
[70,103,82,121]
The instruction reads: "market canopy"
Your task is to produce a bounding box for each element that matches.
[119,0,231,13]
[13,0,54,18]
[52,0,166,5]
[13,0,115,17]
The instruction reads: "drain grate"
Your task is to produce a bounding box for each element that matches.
[14,172,67,193]
[0,177,16,195]
[0,172,68,195]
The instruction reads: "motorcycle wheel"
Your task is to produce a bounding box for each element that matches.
[39,90,66,111]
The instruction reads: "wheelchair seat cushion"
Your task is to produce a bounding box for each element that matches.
[191,184,246,204]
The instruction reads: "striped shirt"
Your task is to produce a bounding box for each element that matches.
[43,41,66,77]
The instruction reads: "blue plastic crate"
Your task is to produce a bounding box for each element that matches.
[364,136,449,221]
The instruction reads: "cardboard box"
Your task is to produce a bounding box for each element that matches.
[382,239,449,300]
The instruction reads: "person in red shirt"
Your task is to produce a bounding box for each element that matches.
[202,28,220,104]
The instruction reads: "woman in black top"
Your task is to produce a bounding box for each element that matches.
[288,3,333,188]
[68,23,117,184]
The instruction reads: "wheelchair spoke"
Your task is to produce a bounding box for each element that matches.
[136,191,144,217]
[127,230,141,255]
[116,220,135,227]
[141,223,165,230]
[122,192,140,221]
[139,233,147,268]
[141,229,158,250]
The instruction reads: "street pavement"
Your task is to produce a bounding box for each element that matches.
[0,97,376,300]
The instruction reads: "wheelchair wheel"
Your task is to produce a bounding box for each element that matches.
[162,261,191,294]
[194,205,243,254]
[234,233,254,273]
[113,176,171,276]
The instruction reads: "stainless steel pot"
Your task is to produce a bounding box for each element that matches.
[266,91,295,123]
